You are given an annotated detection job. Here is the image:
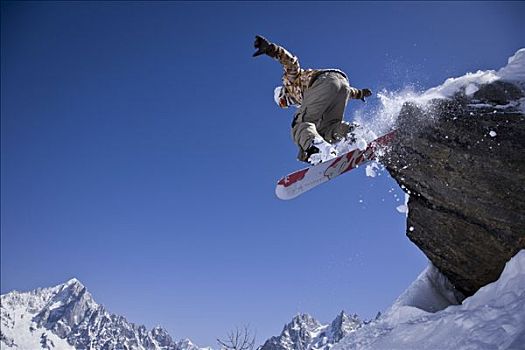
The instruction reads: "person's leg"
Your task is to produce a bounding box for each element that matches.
[318,75,352,143]
[291,74,339,161]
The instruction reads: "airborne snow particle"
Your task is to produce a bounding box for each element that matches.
[357,138,368,151]
[489,131,497,137]
[396,204,408,214]
[366,163,379,178]
[409,226,415,232]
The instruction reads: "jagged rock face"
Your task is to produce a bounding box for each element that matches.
[33,279,98,339]
[259,312,362,350]
[328,312,362,343]
[1,279,200,350]
[384,80,525,296]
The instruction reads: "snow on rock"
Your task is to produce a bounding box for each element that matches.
[333,250,525,350]
[419,48,524,103]
[358,48,524,135]
[419,70,499,102]
[465,83,479,96]
[382,49,524,297]
[497,48,525,83]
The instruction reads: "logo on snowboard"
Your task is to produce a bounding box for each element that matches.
[324,146,375,179]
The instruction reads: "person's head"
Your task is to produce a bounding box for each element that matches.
[274,86,294,108]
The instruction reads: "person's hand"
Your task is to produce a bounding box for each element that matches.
[361,88,372,102]
[252,35,276,58]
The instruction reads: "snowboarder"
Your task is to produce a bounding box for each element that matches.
[252,35,372,165]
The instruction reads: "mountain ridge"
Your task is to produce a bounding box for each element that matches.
[1,279,361,350]
[0,279,204,350]
[259,311,365,350]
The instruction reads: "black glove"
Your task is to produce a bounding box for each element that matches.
[360,88,372,102]
[252,35,276,58]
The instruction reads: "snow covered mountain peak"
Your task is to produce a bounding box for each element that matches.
[260,311,363,350]
[176,338,203,350]
[32,278,99,340]
[328,312,362,343]
[287,313,322,332]
[64,278,83,288]
[0,279,205,350]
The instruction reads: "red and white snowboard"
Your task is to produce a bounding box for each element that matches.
[275,130,396,200]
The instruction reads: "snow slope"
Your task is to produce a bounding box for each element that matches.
[1,279,78,349]
[333,250,525,350]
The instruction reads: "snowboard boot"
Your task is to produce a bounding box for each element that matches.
[306,137,338,165]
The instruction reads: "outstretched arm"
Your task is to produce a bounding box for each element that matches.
[252,35,301,81]
[252,35,371,100]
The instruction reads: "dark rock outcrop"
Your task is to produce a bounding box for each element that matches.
[384,80,525,297]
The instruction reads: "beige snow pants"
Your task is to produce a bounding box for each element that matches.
[291,71,352,162]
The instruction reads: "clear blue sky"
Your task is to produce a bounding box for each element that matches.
[1,1,523,347]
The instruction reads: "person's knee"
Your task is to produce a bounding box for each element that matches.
[291,122,319,150]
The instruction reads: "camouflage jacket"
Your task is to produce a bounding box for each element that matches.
[272,45,364,106]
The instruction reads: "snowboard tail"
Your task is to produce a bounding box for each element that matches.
[275,130,396,200]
